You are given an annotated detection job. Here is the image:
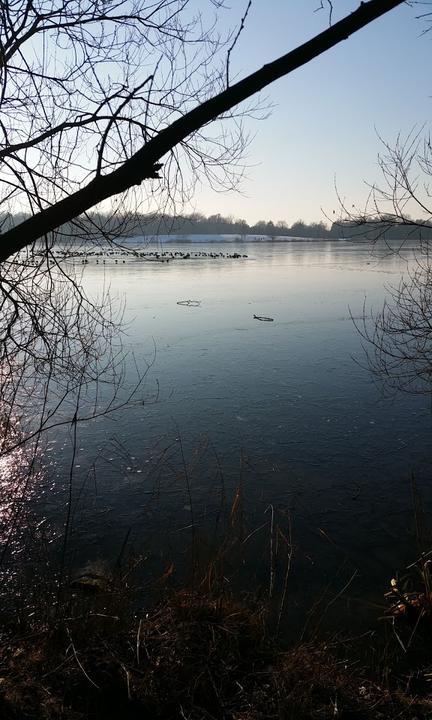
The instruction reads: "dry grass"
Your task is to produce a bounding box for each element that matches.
[2,479,432,719]
[0,585,429,720]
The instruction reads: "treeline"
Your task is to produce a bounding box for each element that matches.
[0,211,333,238]
[152,214,334,238]
[2,211,432,240]
[126,213,432,240]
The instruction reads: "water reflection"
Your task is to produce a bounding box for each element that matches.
[0,416,47,563]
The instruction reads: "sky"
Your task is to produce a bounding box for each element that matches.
[189,1,432,226]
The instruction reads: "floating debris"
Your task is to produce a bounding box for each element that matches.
[177,300,201,307]
[254,314,274,322]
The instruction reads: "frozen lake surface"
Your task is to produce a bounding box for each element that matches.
[28,238,432,629]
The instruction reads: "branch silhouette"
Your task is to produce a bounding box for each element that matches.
[0,0,404,263]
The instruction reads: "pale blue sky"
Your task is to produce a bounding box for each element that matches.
[191,1,431,225]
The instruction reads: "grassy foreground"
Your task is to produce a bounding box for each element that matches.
[2,479,432,719]
[1,576,432,720]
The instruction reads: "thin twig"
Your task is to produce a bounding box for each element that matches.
[276,514,293,634]
[265,504,275,599]
[226,1,252,87]
[66,629,100,690]
[136,618,143,665]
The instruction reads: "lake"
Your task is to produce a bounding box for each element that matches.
[11,238,432,632]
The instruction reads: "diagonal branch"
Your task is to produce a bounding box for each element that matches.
[0,0,405,263]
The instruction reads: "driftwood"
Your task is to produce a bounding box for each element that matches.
[177,300,201,307]
[254,314,274,322]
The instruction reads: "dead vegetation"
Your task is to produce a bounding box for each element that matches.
[2,476,432,719]
[0,580,431,720]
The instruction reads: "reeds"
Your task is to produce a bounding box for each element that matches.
[0,583,422,720]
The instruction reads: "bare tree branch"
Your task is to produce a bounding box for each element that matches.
[0,0,404,263]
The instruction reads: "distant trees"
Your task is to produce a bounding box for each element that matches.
[5,208,432,241]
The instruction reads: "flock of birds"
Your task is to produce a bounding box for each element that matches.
[45,248,248,263]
